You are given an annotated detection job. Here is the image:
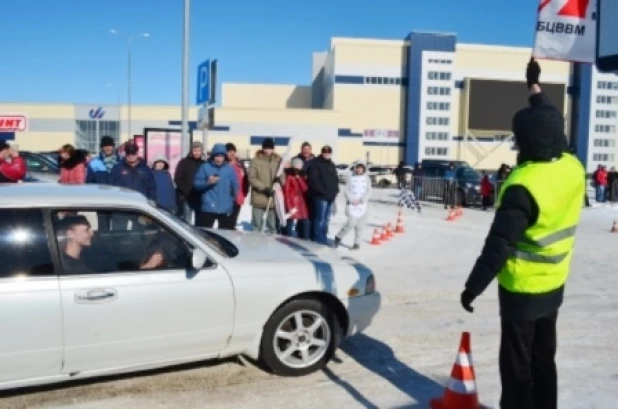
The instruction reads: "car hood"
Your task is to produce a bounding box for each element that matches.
[211,229,351,265]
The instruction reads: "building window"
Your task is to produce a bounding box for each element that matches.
[426,102,451,111]
[596,110,618,118]
[427,86,451,96]
[595,124,617,133]
[593,153,615,162]
[425,147,449,156]
[597,81,618,90]
[427,71,452,81]
[593,138,616,147]
[426,117,450,126]
[596,95,618,104]
[425,132,450,141]
[75,120,120,153]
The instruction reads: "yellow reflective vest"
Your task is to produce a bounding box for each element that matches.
[496,153,585,294]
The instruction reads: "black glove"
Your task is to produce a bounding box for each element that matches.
[460,289,476,313]
[526,57,541,89]
[264,187,274,198]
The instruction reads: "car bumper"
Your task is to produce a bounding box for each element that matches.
[345,292,381,336]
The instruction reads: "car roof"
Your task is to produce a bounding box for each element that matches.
[0,184,149,208]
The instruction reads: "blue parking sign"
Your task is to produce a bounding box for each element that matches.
[196,59,210,105]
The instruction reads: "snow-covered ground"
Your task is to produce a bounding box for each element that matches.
[2,190,617,409]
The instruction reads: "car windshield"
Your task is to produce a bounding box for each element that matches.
[150,202,239,258]
[456,167,481,181]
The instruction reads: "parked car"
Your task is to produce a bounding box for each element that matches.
[417,162,482,206]
[20,151,60,183]
[0,184,381,390]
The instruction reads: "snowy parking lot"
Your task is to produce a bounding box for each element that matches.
[2,190,617,409]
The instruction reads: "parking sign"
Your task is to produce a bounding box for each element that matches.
[196,59,210,105]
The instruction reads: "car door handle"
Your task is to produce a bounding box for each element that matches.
[75,289,117,303]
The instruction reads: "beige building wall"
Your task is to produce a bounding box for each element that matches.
[222,84,312,110]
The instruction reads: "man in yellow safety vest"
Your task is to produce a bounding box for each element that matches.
[460,58,585,409]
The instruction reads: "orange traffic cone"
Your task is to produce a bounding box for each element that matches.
[446,209,457,221]
[611,220,618,233]
[381,224,390,241]
[370,228,382,245]
[395,211,405,233]
[430,332,480,409]
[386,222,394,238]
[456,207,464,218]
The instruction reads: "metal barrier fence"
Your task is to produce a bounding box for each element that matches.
[590,178,618,203]
[366,174,618,209]
[369,176,469,208]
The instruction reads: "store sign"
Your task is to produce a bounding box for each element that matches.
[0,115,28,132]
[363,129,400,143]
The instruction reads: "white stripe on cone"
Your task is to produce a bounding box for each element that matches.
[446,377,478,395]
[455,352,473,367]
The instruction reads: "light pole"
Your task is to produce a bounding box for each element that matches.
[110,29,149,141]
[181,0,191,157]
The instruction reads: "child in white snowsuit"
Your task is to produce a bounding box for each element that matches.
[333,163,371,250]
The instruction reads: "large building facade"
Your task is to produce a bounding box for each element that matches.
[1,31,616,172]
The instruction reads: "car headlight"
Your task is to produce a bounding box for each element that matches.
[366,275,376,294]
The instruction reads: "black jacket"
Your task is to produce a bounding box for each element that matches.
[465,92,572,321]
[307,155,339,202]
[174,154,205,204]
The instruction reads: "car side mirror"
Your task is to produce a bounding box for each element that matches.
[191,248,209,270]
[41,166,49,172]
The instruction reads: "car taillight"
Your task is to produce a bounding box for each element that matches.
[366,275,376,294]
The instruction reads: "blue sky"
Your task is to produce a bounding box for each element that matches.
[1,0,540,105]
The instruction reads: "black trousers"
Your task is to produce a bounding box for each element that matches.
[230,204,242,228]
[196,211,235,230]
[500,313,558,409]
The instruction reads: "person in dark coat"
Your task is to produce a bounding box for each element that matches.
[109,142,157,201]
[174,141,206,223]
[151,156,177,213]
[86,136,120,185]
[460,59,586,409]
[307,145,339,245]
[394,161,407,189]
[412,162,424,200]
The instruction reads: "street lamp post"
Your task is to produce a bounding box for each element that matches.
[181,0,191,158]
[110,29,149,141]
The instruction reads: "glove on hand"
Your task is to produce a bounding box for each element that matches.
[460,289,476,313]
[526,57,541,89]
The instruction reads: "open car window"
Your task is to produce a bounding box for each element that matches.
[150,202,239,259]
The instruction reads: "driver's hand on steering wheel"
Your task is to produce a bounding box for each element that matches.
[141,252,164,270]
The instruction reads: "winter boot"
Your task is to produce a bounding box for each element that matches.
[351,244,360,251]
[332,237,341,249]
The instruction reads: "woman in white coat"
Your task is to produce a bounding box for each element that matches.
[333,163,372,250]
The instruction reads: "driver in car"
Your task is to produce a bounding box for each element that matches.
[58,214,165,273]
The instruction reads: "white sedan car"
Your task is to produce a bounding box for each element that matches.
[0,184,380,391]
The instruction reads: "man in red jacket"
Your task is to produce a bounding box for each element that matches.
[0,142,26,183]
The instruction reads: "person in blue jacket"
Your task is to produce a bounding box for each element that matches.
[109,142,157,201]
[86,136,121,184]
[443,162,457,210]
[193,143,239,230]
[151,155,177,213]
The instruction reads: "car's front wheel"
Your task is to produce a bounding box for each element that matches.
[260,299,341,376]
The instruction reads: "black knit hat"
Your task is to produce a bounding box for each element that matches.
[100,136,115,148]
[512,101,566,161]
[262,138,275,150]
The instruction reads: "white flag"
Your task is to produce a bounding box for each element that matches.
[533,0,597,63]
